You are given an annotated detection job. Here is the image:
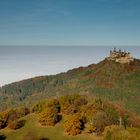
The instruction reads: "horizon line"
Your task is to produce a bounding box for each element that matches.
[0,45,140,47]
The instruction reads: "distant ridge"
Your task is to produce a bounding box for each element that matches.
[0,50,140,114]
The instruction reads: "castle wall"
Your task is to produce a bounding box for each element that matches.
[115,57,134,64]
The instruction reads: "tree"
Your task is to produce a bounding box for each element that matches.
[103,125,119,140]
[59,95,83,115]
[84,122,96,133]
[64,114,84,136]
[0,133,6,140]
[104,106,119,125]
[0,111,9,129]
[38,107,60,126]
[93,112,109,134]
[31,101,46,113]
[8,119,26,129]
[122,114,130,129]
[0,107,29,129]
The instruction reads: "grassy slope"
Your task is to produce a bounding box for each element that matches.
[0,114,99,140]
[0,59,140,114]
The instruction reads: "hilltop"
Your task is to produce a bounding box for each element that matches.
[0,49,140,114]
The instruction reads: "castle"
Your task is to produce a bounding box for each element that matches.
[107,48,134,64]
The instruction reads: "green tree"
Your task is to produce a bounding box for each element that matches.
[104,106,119,125]
[93,112,109,134]
[122,114,130,129]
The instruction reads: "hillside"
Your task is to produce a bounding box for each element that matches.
[0,94,140,140]
[0,57,140,114]
[0,114,92,140]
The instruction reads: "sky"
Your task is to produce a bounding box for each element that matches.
[0,0,140,85]
[0,0,140,46]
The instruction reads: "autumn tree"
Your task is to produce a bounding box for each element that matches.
[64,114,84,136]
[59,94,87,115]
[59,95,79,115]
[0,111,9,129]
[8,119,26,129]
[38,107,60,126]
[32,97,60,114]
[0,107,29,129]
[84,122,96,134]
[46,97,60,113]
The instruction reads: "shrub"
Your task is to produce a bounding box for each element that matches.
[84,122,96,133]
[46,98,60,113]
[31,102,45,113]
[39,138,49,140]
[0,111,9,129]
[0,107,29,129]
[103,125,140,140]
[127,127,140,140]
[129,115,140,127]
[8,120,26,129]
[114,130,131,140]
[6,107,29,125]
[93,112,109,134]
[103,125,120,140]
[103,105,119,125]
[59,95,82,115]
[64,114,84,136]
[79,103,98,122]
[122,114,130,129]
[38,107,60,126]
[73,96,88,112]
[32,98,60,114]
[60,95,88,115]
[0,134,6,140]
[16,107,30,118]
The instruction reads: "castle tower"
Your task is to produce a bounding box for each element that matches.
[113,47,116,52]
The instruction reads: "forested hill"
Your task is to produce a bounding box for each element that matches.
[0,58,140,114]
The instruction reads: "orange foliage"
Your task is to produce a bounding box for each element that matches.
[64,114,83,136]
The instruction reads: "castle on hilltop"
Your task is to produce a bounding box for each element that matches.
[107,48,134,64]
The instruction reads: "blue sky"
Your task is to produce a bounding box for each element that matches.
[0,0,140,85]
[0,0,140,45]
